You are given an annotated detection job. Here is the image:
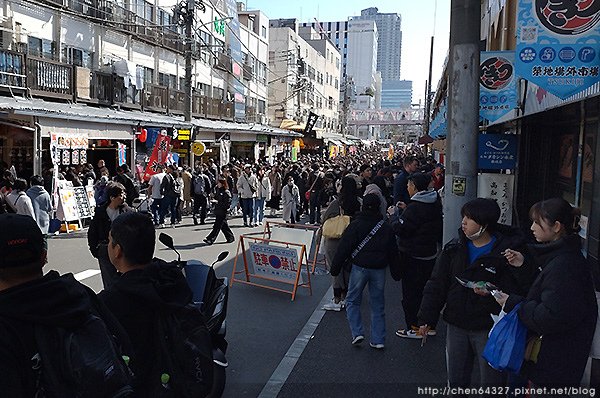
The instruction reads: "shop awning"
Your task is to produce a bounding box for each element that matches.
[279,119,306,131]
[0,97,192,129]
[0,97,303,139]
[193,118,303,138]
[37,117,133,140]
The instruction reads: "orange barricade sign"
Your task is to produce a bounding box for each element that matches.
[230,234,312,301]
[262,221,326,274]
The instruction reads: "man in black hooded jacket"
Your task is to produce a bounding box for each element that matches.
[0,213,132,397]
[99,212,195,396]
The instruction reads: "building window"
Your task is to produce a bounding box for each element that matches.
[261,26,267,38]
[248,17,255,32]
[28,37,56,59]
[63,46,93,68]
[144,67,154,85]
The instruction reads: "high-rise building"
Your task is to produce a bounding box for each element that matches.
[346,20,378,99]
[381,80,413,108]
[352,7,402,81]
[300,20,351,79]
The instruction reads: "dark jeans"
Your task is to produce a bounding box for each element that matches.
[401,256,436,329]
[240,197,255,224]
[193,193,208,224]
[97,243,119,289]
[160,195,177,225]
[206,215,234,242]
[151,197,163,225]
[309,193,321,224]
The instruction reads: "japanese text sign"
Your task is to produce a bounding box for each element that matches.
[478,173,515,225]
[480,51,517,122]
[249,243,303,284]
[143,132,171,181]
[516,0,600,99]
[478,134,518,170]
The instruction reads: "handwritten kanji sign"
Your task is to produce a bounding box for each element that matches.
[478,173,515,225]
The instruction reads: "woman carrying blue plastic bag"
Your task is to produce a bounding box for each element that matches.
[483,303,527,373]
[493,198,597,389]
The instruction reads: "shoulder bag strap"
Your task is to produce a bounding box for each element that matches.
[351,220,385,259]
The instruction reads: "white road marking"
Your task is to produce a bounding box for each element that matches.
[74,269,101,281]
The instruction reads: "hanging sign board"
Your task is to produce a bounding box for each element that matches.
[73,186,92,219]
[478,134,518,170]
[478,173,515,225]
[143,132,171,181]
[480,51,517,122]
[192,141,206,156]
[515,0,600,99]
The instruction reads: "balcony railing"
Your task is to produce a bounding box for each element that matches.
[0,50,26,92]
[27,56,73,99]
[90,71,113,104]
[143,84,168,111]
[169,88,186,114]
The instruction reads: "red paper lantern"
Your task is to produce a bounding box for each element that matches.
[138,128,147,143]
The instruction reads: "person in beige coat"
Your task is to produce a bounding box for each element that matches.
[253,167,272,226]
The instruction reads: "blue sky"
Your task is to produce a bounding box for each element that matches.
[246,0,450,104]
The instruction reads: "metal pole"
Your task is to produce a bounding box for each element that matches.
[443,0,481,244]
[425,36,434,135]
[184,0,195,123]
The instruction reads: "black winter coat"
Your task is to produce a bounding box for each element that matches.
[391,190,442,258]
[87,204,127,258]
[331,212,398,276]
[504,235,597,387]
[418,225,533,331]
[0,271,131,397]
[213,188,232,217]
[99,260,193,396]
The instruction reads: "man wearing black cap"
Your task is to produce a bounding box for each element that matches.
[0,213,133,396]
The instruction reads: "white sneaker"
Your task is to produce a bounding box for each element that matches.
[340,299,346,309]
[323,299,343,312]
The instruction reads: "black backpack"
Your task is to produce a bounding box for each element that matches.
[151,303,214,397]
[32,314,134,398]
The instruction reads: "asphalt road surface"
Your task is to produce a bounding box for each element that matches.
[47,212,447,397]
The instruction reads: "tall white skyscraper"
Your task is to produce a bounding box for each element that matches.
[346,20,378,99]
[353,7,402,81]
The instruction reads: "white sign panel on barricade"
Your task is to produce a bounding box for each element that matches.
[269,225,315,262]
[249,243,303,284]
[477,173,515,225]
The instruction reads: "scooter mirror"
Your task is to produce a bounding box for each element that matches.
[159,233,175,250]
[217,251,229,262]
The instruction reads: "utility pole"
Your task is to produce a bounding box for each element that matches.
[295,45,304,123]
[184,0,195,123]
[443,0,481,244]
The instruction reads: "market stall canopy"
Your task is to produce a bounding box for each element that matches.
[279,119,306,131]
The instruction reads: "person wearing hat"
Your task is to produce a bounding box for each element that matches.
[389,172,442,338]
[0,213,132,396]
[331,194,398,349]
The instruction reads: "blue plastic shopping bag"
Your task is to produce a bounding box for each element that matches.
[482,303,527,373]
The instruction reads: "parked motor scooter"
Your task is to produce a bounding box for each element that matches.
[159,233,229,398]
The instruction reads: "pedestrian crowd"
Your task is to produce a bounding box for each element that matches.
[0,141,598,396]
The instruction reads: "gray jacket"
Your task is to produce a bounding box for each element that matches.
[26,186,53,234]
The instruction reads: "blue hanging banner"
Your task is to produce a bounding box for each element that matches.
[516,0,600,100]
[480,51,517,122]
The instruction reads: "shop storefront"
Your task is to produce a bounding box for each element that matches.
[38,118,135,176]
[0,115,35,179]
